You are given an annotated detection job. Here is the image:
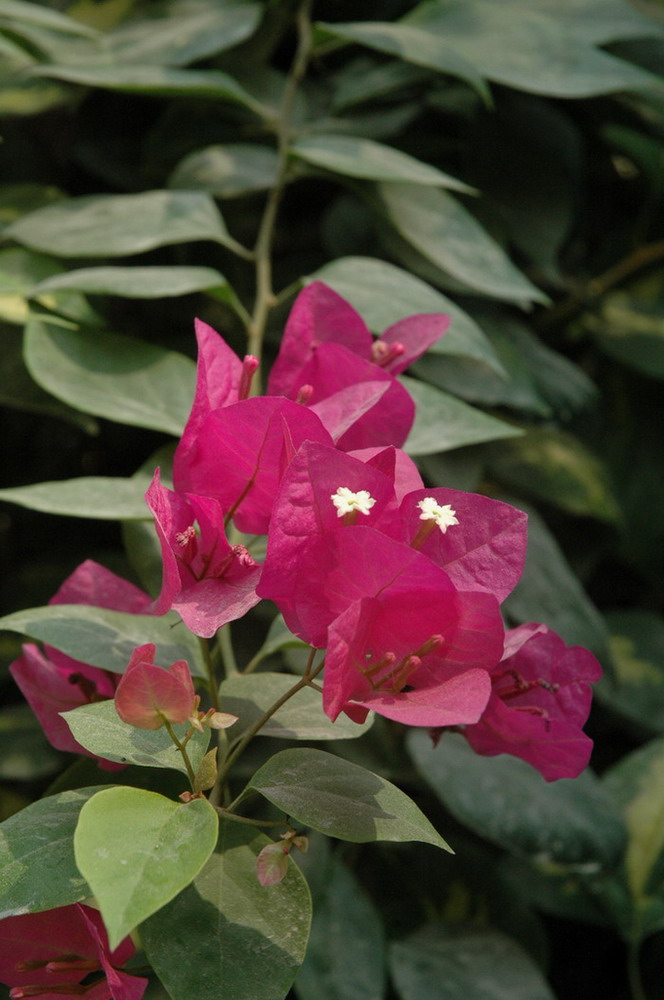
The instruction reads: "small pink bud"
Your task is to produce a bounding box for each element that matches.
[115,645,198,730]
[238,355,260,400]
[256,842,290,886]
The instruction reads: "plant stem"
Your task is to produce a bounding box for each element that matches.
[198,637,220,709]
[216,808,285,829]
[162,718,198,791]
[215,659,324,790]
[218,623,239,678]
[245,0,313,373]
[627,940,647,1000]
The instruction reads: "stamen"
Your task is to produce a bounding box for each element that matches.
[371,339,405,368]
[231,544,256,568]
[10,987,90,997]
[46,959,101,973]
[417,498,459,532]
[238,355,259,401]
[361,651,397,678]
[67,674,104,704]
[330,487,376,518]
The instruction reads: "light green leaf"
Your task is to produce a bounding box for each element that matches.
[24,319,195,435]
[0,786,105,918]
[31,65,265,114]
[169,143,279,198]
[487,428,621,523]
[62,700,210,776]
[8,189,247,258]
[590,289,664,381]
[604,737,664,938]
[291,134,473,193]
[409,731,626,869]
[378,183,546,303]
[390,923,555,1000]
[295,854,386,1000]
[308,256,503,372]
[503,504,609,657]
[315,20,489,100]
[597,610,664,733]
[0,476,151,519]
[74,786,218,948]
[245,747,450,849]
[219,673,373,741]
[0,0,99,37]
[402,376,522,455]
[0,604,207,679]
[141,821,311,1000]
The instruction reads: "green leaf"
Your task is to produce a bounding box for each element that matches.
[404,0,661,98]
[141,821,311,1000]
[8,189,247,258]
[0,246,62,323]
[295,854,386,1000]
[402,376,522,455]
[169,143,279,197]
[0,0,99,37]
[31,264,230,299]
[503,504,609,657]
[590,289,664,380]
[24,319,195,435]
[62,700,210,776]
[74,786,218,948]
[597,610,664,733]
[291,134,473,193]
[0,786,105,918]
[308,256,503,372]
[378,183,546,304]
[0,604,207,678]
[0,476,151,519]
[409,731,626,869]
[245,747,450,849]
[218,673,373,741]
[390,923,555,1000]
[604,737,664,938]
[315,20,489,100]
[31,65,265,114]
[487,428,621,523]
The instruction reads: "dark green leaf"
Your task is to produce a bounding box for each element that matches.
[0,786,105,918]
[390,923,555,1000]
[402,376,522,455]
[31,264,229,299]
[0,705,63,781]
[590,290,664,380]
[0,604,207,678]
[169,143,279,197]
[62,700,210,775]
[141,822,311,1000]
[245,747,450,849]
[8,189,247,258]
[24,319,195,435]
[409,731,626,868]
[597,610,664,733]
[378,183,546,303]
[74,786,218,948]
[219,673,373,741]
[0,476,150,519]
[291,134,473,193]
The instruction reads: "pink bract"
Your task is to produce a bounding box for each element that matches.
[146,468,261,638]
[114,643,198,730]
[9,560,150,766]
[0,903,147,1000]
[464,624,602,780]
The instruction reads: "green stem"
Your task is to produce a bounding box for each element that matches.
[215,658,324,790]
[627,939,647,1000]
[218,623,239,678]
[216,808,286,829]
[245,0,313,374]
[162,718,198,791]
[198,637,220,710]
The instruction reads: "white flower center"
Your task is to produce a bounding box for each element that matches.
[331,486,376,518]
[417,497,459,533]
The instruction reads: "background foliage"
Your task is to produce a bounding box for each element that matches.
[1,0,664,997]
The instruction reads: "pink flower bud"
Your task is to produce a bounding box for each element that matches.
[114,644,198,730]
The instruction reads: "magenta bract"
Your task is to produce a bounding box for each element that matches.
[464,624,603,780]
[9,560,150,765]
[146,469,261,637]
[0,903,147,1000]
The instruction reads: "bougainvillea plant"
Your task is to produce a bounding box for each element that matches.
[0,282,600,999]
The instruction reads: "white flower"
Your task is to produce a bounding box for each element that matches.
[417,497,459,533]
[330,486,376,517]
